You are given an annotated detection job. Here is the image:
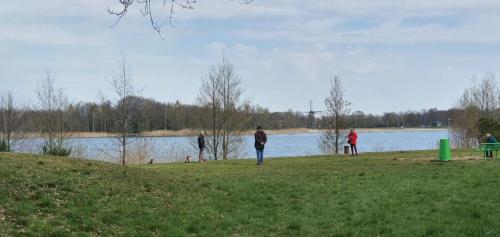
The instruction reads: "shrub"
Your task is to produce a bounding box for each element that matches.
[478,117,500,140]
[42,144,71,157]
[0,140,10,152]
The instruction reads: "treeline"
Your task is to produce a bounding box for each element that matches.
[18,98,310,133]
[342,108,451,128]
[14,97,452,134]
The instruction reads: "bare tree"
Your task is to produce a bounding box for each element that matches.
[451,73,500,148]
[197,64,222,160]
[318,128,339,155]
[196,59,248,160]
[108,0,254,38]
[219,59,248,160]
[320,75,351,154]
[0,92,23,152]
[471,72,499,117]
[110,59,141,165]
[35,72,72,156]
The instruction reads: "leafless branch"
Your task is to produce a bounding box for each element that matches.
[108,0,253,39]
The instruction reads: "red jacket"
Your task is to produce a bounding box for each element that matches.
[348,132,358,145]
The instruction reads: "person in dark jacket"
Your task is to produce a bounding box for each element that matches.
[485,133,498,158]
[254,126,267,165]
[198,131,206,162]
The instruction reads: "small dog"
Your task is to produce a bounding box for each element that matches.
[185,155,192,163]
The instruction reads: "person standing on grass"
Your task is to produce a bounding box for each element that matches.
[254,126,267,165]
[348,128,358,156]
[198,131,206,162]
[485,133,498,158]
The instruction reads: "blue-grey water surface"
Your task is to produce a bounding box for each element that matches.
[16,130,449,163]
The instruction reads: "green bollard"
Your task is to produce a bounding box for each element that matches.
[439,138,452,161]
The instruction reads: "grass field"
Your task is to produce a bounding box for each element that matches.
[1,150,500,236]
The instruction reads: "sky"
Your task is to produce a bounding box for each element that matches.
[1,0,500,114]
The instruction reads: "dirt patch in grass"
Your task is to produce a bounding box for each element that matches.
[391,157,407,160]
[390,155,486,162]
[453,156,483,161]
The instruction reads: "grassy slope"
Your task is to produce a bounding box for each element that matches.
[1,150,500,236]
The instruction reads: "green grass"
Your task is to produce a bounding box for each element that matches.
[1,150,500,236]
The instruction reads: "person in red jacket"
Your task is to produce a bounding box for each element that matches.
[348,129,358,156]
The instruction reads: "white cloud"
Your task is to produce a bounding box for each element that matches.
[0,1,111,18]
[0,23,109,45]
[4,1,499,45]
[236,10,500,44]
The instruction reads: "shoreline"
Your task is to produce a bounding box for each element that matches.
[42,127,448,139]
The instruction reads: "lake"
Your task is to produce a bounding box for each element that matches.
[15,129,450,163]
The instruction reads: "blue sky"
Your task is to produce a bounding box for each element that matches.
[1,0,500,114]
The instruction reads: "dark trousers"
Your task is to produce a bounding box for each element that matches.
[199,148,205,162]
[256,149,264,164]
[350,144,358,156]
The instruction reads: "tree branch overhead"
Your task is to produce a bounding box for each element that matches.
[108,0,254,39]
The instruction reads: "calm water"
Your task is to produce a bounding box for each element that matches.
[16,130,449,163]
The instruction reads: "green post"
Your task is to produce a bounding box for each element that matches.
[439,138,452,161]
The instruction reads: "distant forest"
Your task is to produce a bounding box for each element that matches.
[20,96,452,133]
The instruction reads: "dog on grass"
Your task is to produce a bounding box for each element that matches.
[185,155,192,163]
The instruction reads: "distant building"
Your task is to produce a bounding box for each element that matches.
[432,121,443,127]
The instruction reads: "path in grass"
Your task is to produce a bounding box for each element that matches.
[0,150,499,236]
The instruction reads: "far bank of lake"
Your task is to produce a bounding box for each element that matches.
[46,127,449,138]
